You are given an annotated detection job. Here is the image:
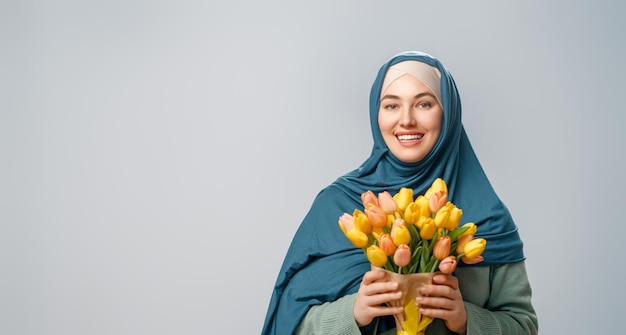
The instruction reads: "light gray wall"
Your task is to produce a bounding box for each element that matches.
[2,1,624,334]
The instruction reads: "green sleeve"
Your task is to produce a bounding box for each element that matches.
[294,262,538,335]
[295,293,379,335]
[462,261,538,335]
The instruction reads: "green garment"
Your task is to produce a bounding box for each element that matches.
[295,261,538,335]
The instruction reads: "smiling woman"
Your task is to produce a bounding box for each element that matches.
[261,51,538,335]
[378,62,443,163]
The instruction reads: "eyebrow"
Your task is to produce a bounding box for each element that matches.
[380,92,435,101]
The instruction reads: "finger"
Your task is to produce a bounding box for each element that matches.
[420,283,456,298]
[366,291,403,306]
[417,296,454,311]
[419,305,453,319]
[362,270,386,284]
[362,281,399,296]
[433,274,458,290]
[368,304,405,317]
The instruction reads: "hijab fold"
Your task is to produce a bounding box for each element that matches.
[261,51,524,335]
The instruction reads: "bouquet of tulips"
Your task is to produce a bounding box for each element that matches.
[338,178,486,275]
[338,178,487,335]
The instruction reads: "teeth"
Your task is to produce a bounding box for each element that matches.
[397,134,423,141]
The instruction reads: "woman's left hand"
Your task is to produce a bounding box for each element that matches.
[416,273,467,335]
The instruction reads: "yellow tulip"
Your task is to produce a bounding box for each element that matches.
[459,222,477,236]
[393,187,414,212]
[371,229,382,239]
[378,191,397,215]
[353,209,372,234]
[414,195,431,218]
[365,205,388,228]
[391,219,411,246]
[415,215,429,229]
[378,233,397,256]
[367,245,388,267]
[346,229,369,248]
[445,204,463,231]
[361,190,378,209]
[386,214,395,227]
[403,202,420,225]
[419,218,436,240]
[394,244,411,267]
[424,178,448,199]
[339,213,369,247]
[433,235,451,260]
[464,238,487,259]
[434,205,450,229]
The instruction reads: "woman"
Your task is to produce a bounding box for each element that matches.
[261,51,538,334]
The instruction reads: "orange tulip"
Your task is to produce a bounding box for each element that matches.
[433,235,451,260]
[461,255,484,265]
[428,191,448,213]
[365,205,388,228]
[391,219,411,246]
[338,213,355,233]
[456,234,474,255]
[378,234,397,256]
[361,190,378,209]
[438,255,457,274]
[378,191,397,215]
[367,245,388,267]
[394,244,411,267]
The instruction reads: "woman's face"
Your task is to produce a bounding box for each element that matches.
[378,73,443,163]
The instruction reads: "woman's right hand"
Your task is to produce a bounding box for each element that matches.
[353,269,404,327]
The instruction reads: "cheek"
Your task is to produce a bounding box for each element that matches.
[426,111,443,132]
[377,112,394,133]
[377,113,387,132]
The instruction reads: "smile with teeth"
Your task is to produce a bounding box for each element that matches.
[397,134,424,142]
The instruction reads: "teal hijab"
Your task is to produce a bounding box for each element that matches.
[261,51,524,335]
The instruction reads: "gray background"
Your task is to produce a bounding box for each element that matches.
[2,1,624,334]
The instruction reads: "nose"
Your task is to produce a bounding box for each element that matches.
[399,106,416,127]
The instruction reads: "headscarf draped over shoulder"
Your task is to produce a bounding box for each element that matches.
[261,51,525,335]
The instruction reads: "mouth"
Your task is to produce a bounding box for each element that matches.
[397,134,424,142]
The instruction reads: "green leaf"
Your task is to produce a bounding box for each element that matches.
[448,225,470,241]
[426,257,438,273]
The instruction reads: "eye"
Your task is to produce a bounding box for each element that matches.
[383,103,398,111]
[417,102,432,109]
